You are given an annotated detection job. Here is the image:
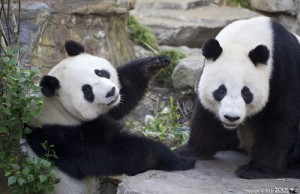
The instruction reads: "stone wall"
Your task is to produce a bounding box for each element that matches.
[20,0,135,74]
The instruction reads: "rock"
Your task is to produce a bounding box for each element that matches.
[158,45,204,90]
[20,1,135,75]
[250,0,295,14]
[172,57,204,89]
[117,151,300,194]
[19,2,51,68]
[131,5,259,48]
[135,0,211,10]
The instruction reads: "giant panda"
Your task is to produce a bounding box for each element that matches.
[26,40,195,194]
[176,16,300,179]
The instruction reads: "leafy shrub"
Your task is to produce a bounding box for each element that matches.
[0,49,59,194]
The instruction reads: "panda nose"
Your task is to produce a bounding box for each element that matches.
[224,115,240,122]
[106,87,116,98]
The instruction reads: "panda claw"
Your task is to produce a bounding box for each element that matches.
[144,55,171,78]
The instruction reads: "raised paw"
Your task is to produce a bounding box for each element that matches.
[235,163,275,179]
[143,55,171,78]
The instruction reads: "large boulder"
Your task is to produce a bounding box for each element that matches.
[20,0,135,74]
[250,0,295,14]
[118,151,300,194]
[131,3,259,48]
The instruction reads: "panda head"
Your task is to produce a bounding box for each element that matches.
[39,40,120,124]
[199,38,271,129]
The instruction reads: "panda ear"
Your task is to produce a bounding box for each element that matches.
[202,38,223,61]
[248,45,270,66]
[65,40,85,56]
[40,75,60,97]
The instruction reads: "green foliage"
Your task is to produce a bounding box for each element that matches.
[127,15,186,86]
[127,15,158,50]
[0,49,59,193]
[224,0,251,9]
[127,97,189,149]
[155,50,186,86]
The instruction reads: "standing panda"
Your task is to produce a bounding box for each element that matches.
[26,40,195,194]
[177,16,300,179]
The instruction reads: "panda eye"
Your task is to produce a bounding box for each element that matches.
[82,84,94,102]
[213,84,227,102]
[241,86,253,104]
[95,69,110,79]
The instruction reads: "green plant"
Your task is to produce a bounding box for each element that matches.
[127,97,189,149]
[155,49,186,86]
[0,49,59,194]
[127,15,158,51]
[127,15,186,86]
[224,0,251,9]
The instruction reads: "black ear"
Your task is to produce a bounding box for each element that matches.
[40,75,60,97]
[202,38,222,61]
[248,45,270,66]
[65,40,85,56]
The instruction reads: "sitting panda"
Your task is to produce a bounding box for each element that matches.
[177,16,300,179]
[26,40,195,194]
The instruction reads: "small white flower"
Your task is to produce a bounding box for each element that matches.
[144,115,154,123]
[161,107,170,114]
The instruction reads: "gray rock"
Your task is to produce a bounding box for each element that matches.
[250,0,295,14]
[135,0,211,10]
[20,1,135,74]
[172,57,204,89]
[20,2,51,68]
[117,151,300,194]
[131,5,259,48]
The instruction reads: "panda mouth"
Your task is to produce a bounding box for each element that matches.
[223,123,239,129]
[108,95,119,105]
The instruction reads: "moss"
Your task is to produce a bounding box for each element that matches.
[127,15,158,50]
[224,0,251,9]
[127,15,186,86]
[155,50,186,86]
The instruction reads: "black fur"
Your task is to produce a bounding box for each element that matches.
[248,45,270,65]
[177,18,300,179]
[107,55,170,119]
[65,40,85,56]
[82,84,94,102]
[27,55,195,179]
[202,38,223,61]
[40,75,60,97]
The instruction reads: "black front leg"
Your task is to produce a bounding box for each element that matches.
[59,132,195,179]
[176,99,239,159]
[235,113,299,179]
[108,56,170,120]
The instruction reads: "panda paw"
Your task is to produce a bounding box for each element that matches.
[173,156,196,170]
[235,163,275,179]
[143,55,171,78]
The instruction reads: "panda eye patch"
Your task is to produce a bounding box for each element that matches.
[241,86,253,104]
[213,84,227,101]
[95,69,110,79]
[82,84,94,103]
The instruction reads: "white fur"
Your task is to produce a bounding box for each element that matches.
[36,53,121,126]
[199,16,273,129]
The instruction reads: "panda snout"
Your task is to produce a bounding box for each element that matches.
[224,115,240,122]
[106,87,116,98]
